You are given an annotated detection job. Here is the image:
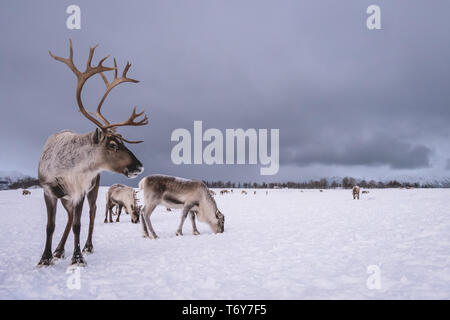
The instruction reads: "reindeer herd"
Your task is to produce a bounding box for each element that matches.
[35,40,225,268]
[35,40,373,268]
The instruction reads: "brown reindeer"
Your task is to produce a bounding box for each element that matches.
[22,190,31,195]
[104,184,140,223]
[37,40,148,267]
[139,175,224,238]
[352,186,360,200]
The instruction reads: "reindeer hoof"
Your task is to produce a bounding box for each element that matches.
[176,231,183,236]
[82,245,93,254]
[37,257,54,267]
[70,249,87,267]
[70,253,87,266]
[193,231,200,236]
[53,249,65,259]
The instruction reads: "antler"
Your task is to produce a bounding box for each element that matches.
[49,39,148,143]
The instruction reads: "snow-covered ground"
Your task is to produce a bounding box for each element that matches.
[0,187,449,299]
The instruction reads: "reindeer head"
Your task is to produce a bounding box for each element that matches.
[213,210,225,233]
[49,40,148,179]
[93,129,143,178]
[129,194,141,224]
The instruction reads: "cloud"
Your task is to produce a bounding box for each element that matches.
[0,1,449,183]
[283,134,432,169]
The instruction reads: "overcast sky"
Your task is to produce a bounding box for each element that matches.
[1,1,450,185]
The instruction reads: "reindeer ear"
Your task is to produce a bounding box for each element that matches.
[93,128,105,144]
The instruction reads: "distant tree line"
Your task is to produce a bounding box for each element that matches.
[5,176,448,190]
[8,177,40,190]
[204,177,449,189]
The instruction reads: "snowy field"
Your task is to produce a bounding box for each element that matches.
[0,187,449,299]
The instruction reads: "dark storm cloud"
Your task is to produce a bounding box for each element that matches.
[1,0,450,184]
[283,134,432,169]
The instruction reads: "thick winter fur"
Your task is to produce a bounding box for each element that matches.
[105,184,140,223]
[352,186,360,200]
[37,129,144,267]
[138,175,225,238]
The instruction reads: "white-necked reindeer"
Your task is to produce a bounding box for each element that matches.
[37,40,148,266]
[105,184,140,223]
[138,175,225,238]
[352,186,360,200]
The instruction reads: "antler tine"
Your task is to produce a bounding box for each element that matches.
[86,44,98,69]
[49,39,79,76]
[122,62,132,78]
[49,39,148,143]
[95,59,140,127]
[104,106,148,131]
[49,39,115,130]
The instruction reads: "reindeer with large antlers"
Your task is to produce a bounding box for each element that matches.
[37,40,148,267]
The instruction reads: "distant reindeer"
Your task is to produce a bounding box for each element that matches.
[138,175,225,238]
[361,190,369,194]
[37,40,148,267]
[220,189,229,195]
[352,186,360,200]
[253,191,256,195]
[241,190,247,195]
[22,190,31,195]
[319,189,323,192]
[104,184,140,223]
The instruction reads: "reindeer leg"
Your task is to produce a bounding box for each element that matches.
[176,205,193,236]
[141,203,158,239]
[37,192,57,267]
[116,205,122,222]
[190,211,200,235]
[109,204,114,223]
[53,198,73,259]
[83,175,99,254]
[104,202,110,223]
[70,195,86,266]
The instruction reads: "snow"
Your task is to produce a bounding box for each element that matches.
[0,187,449,299]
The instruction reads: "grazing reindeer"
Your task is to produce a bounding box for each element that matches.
[241,190,247,195]
[220,189,229,195]
[138,175,225,238]
[37,40,148,267]
[104,184,140,223]
[361,190,369,194]
[352,186,360,200]
[22,190,31,195]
